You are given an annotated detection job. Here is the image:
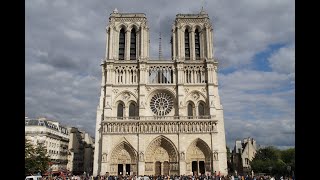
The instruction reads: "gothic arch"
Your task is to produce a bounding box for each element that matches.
[187,101,195,117]
[183,24,193,32]
[196,100,206,106]
[186,138,212,173]
[113,90,138,106]
[193,24,203,32]
[128,23,139,31]
[185,90,207,106]
[116,24,128,32]
[128,100,139,117]
[145,135,178,162]
[109,140,138,175]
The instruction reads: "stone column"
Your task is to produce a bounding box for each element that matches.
[172,27,176,60]
[105,27,109,59]
[190,29,195,60]
[126,30,131,60]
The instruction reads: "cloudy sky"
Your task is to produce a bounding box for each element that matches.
[25,0,295,150]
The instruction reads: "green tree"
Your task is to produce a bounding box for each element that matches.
[250,146,280,175]
[250,146,295,177]
[280,148,295,175]
[25,138,51,176]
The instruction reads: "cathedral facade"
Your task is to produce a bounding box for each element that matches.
[93,9,228,176]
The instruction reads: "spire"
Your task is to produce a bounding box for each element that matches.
[200,6,206,14]
[159,32,162,60]
[200,0,207,14]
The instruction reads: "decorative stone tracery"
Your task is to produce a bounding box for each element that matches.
[150,92,174,116]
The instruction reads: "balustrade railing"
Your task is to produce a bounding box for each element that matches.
[102,115,218,134]
[104,115,215,121]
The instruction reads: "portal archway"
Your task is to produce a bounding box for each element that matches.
[145,135,179,175]
[110,141,138,176]
[186,138,212,176]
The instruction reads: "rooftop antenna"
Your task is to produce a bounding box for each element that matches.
[159,32,162,60]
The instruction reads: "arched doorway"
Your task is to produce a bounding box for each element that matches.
[110,141,138,176]
[186,138,212,176]
[145,135,179,175]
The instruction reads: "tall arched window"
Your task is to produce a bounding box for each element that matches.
[185,29,190,60]
[198,102,205,118]
[119,28,125,60]
[188,102,194,119]
[130,28,136,60]
[129,103,137,118]
[195,29,200,59]
[117,103,124,119]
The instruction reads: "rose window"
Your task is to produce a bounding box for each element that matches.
[150,92,173,116]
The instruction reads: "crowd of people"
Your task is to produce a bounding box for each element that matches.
[38,173,295,180]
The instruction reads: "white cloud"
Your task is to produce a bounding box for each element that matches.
[268,44,295,74]
[25,0,295,147]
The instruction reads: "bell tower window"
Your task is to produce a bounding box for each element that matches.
[129,103,137,118]
[117,102,124,119]
[198,102,205,117]
[195,29,200,59]
[188,102,195,119]
[119,28,125,60]
[130,28,136,60]
[185,29,190,60]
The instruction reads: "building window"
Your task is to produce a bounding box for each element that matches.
[198,102,205,117]
[119,28,125,60]
[117,103,124,119]
[185,29,190,60]
[195,29,200,59]
[130,28,136,60]
[245,158,249,165]
[188,102,194,118]
[129,103,137,118]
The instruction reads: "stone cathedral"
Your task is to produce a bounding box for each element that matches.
[93,9,228,176]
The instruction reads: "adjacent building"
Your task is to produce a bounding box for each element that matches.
[25,117,94,175]
[25,117,69,172]
[67,127,95,175]
[93,8,228,176]
[231,137,258,175]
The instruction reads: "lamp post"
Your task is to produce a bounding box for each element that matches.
[268,166,272,176]
[287,166,291,177]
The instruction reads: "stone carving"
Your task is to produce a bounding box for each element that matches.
[146,87,152,92]
[185,88,189,93]
[180,152,185,161]
[122,92,131,101]
[192,92,200,100]
[102,153,108,162]
[139,152,144,161]
[140,101,145,108]
[150,92,173,116]
[213,151,218,160]
[106,101,111,108]
[112,89,119,94]
[201,88,206,93]
[145,163,153,171]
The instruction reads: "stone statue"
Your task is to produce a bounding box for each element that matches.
[139,152,144,161]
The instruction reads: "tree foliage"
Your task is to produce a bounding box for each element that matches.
[25,138,51,176]
[250,146,295,177]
